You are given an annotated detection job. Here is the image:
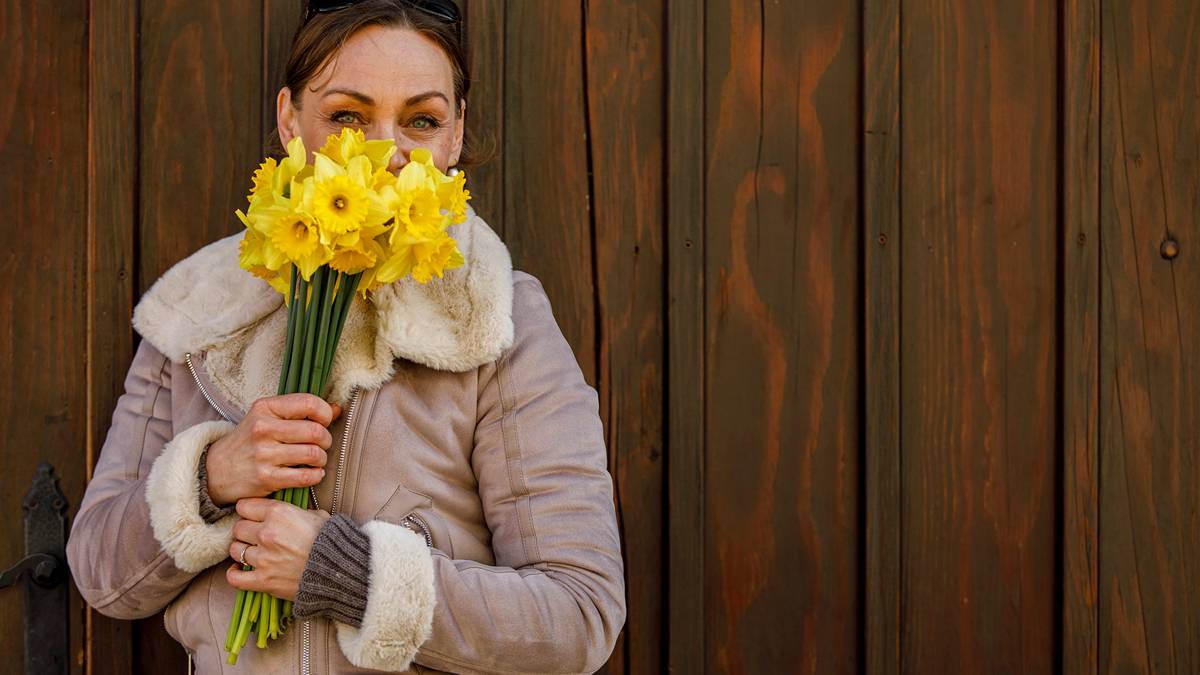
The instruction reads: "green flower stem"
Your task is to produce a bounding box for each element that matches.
[311,269,338,397]
[284,274,310,394]
[298,268,325,395]
[321,273,350,391]
[228,590,261,664]
[323,274,347,383]
[322,272,360,393]
[226,268,363,663]
[278,266,299,394]
[269,593,280,639]
[226,588,247,652]
[257,603,270,648]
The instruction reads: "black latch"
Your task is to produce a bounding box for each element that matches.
[0,462,69,674]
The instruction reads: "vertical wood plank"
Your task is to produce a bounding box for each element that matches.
[1099,0,1200,672]
[666,0,706,671]
[899,0,1059,671]
[704,0,861,672]
[501,0,596,385]
[584,2,667,672]
[138,0,264,288]
[863,0,901,671]
[86,0,139,670]
[1061,0,1101,671]
[463,0,506,236]
[263,0,304,158]
[0,0,90,671]
[135,1,264,665]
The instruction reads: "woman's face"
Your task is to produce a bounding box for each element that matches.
[277,24,464,175]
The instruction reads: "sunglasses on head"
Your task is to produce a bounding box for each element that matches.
[304,0,462,40]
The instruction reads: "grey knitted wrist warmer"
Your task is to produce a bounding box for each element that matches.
[293,513,371,628]
[197,445,236,524]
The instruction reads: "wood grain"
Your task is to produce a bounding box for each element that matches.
[500,1,596,385]
[900,0,1059,671]
[1099,0,1200,672]
[463,0,506,234]
[704,0,861,672]
[864,0,901,671]
[138,0,264,287]
[1062,0,1101,672]
[584,2,667,673]
[86,0,139,670]
[666,0,706,672]
[263,0,304,158]
[0,0,90,672]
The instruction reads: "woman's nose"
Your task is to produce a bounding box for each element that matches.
[362,125,407,175]
[387,149,408,175]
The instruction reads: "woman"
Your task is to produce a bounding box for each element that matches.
[65,1,627,673]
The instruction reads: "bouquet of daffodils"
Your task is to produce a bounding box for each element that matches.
[224,127,469,663]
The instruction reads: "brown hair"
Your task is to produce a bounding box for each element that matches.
[264,0,493,167]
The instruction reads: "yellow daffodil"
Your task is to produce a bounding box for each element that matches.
[275,136,310,195]
[237,133,464,297]
[329,237,384,275]
[318,127,396,172]
[250,158,278,200]
[390,161,445,241]
[440,171,470,223]
[411,233,465,283]
[268,211,319,260]
[409,147,470,223]
[238,216,289,271]
[371,241,417,287]
[306,173,370,236]
[293,243,332,281]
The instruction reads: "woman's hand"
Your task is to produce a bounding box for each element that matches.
[226,498,331,601]
[205,394,342,506]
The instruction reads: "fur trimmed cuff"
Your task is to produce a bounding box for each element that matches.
[144,420,239,573]
[334,520,436,671]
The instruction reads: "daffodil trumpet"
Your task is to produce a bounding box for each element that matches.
[223,127,469,664]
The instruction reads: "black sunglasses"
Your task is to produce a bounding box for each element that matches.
[304,0,462,40]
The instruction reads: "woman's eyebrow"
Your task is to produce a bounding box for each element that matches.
[320,88,447,108]
[322,87,375,105]
[405,91,448,106]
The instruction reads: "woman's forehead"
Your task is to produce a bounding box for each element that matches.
[308,25,453,105]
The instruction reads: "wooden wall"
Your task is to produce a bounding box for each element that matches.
[1,0,1196,672]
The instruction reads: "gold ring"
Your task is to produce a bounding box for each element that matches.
[238,542,250,566]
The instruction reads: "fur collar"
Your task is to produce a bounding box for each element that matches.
[131,205,514,412]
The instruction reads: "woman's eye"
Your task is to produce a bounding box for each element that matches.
[411,115,440,131]
[330,110,360,124]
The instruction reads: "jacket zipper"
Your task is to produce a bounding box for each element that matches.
[402,513,433,548]
[184,352,236,423]
[303,385,362,675]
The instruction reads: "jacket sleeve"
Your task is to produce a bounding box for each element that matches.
[333,275,627,674]
[66,338,239,619]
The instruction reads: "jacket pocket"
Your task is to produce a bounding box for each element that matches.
[374,484,454,558]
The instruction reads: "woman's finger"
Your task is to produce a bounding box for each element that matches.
[236,497,282,522]
[228,540,256,565]
[255,393,335,426]
[253,418,333,449]
[226,563,263,592]
[232,519,263,545]
[269,466,326,491]
[267,441,328,469]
